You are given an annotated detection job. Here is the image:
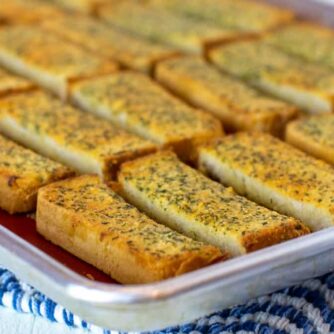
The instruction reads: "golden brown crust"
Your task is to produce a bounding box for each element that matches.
[242,219,309,252]
[36,175,224,284]
[0,135,74,214]
[286,115,334,165]
[156,56,297,135]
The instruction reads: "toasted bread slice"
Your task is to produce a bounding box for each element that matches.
[0,0,63,24]
[0,68,35,97]
[266,23,334,71]
[118,151,308,256]
[147,0,294,33]
[0,91,156,180]
[70,72,223,161]
[36,175,224,284]
[198,132,334,231]
[286,115,334,165]
[0,25,118,99]
[0,134,73,214]
[98,1,242,54]
[156,56,298,135]
[42,15,179,73]
[209,40,334,114]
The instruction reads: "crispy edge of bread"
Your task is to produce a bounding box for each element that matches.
[36,175,224,284]
[240,220,309,253]
[155,60,298,135]
[118,151,309,256]
[0,163,74,214]
[286,119,334,166]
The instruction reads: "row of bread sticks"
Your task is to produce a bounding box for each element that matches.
[0,0,333,284]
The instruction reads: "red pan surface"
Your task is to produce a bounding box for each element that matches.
[0,209,117,284]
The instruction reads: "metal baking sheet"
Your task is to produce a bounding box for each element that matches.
[1,0,334,331]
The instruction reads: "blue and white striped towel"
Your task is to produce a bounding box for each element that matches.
[1,267,334,334]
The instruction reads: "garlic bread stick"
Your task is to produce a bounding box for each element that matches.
[99,1,241,54]
[71,72,223,161]
[266,23,334,71]
[0,25,118,99]
[37,175,224,284]
[42,15,178,73]
[147,0,294,33]
[286,115,334,165]
[198,132,334,231]
[0,134,73,214]
[0,91,156,180]
[209,40,334,114]
[118,151,308,256]
[156,56,297,134]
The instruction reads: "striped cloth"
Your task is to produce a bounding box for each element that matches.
[1,267,334,334]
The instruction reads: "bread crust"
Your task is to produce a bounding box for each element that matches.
[0,135,73,214]
[36,175,224,284]
[286,115,334,165]
[156,56,297,135]
[118,151,309,256]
